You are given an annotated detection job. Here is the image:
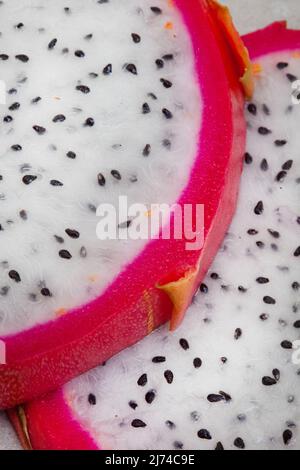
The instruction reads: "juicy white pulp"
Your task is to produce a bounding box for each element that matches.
[66,52,300,450]
[0,0,201,335]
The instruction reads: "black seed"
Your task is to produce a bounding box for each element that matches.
[258,127,271,135]
[162,108,173,119]
[48,38,57,49]
[9,270,21,282]
[210,272,220,280]
[162,54,174,61]
[207,394,223,403]
[160,78,172,88]
[31,96,41,104]
[197,429,212,440]
[234,328,242,340]
[129,400,138,410]
[260,313,269,321]
[145,390,156,404]
[137,374,147,386]
[234,437,245,449]
[244,152,253,164]
[294,320,300,328]
[179,338,189,350]
[155,58,164,69]
[152,356,166,363]
[262,376,277,386]
[268,229,280,239]
[263,296,276,305]
[131,33,141,43]
[164,370,174,384]
[256,277,269,284]
[150,6,162,14]
[3,115,13,123]
[166,420,176,429]
[19,210,27,220]
[54,235,64,244]
[66,151,76,159]
[0,286,10,296]
[111,170,121,180]
[275,139,287,147]
[9,102,20,111]
[277,62,289,70]
[53,114,66,123]
[23,175,37,185]
[173,441,183,450]
[41,287,52,297]
[64,7,71,14]
[238,286,247,293]
[272,369,280,381]
[65,228,80,239]
[276,170,287,182]
[97,173,106,186]
[88,393,96,405]
[193,357,202,368]
[33,125,46,135]
[88,204,96,213]
[142,102,151,114]
[84,117,95,127]
[0,54,9,60]
[200,283,209,293]
[148,92,157,100]
[248,229,258,235]
[283,429,293,446]
[260,158,269,171]
[76,85,90,94]
[255,241,264,248]
[262,104,270,115]
[294,246,300,257]
[80,246,87,258]
[50,180,63,186]
[8,88,17,95]
[281,340,293,349]
[282,160,293,171]
[102,63,112,75]
[254,201,264,215]
[125,63,137,75]
[75,50,85,58]
[143,144,151,157]
[162,139,171,149]
[89,72,98,78]
[131,419,146,428]
[286,73,297,83]
[215,442,224,450]
[292,281,300,290]
[247,103,257,115]
[15,54,29,63]
[59,249,72,259]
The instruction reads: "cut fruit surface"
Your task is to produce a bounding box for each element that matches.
[0,0,246,409]
[14,21,300,451]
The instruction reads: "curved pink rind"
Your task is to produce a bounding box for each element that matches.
[22,390,98,450]
[243,21,300,59]
[0,0,246,409]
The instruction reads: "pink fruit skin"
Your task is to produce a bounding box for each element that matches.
[1,0,246,411]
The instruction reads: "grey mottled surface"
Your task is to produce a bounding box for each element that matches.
[0,0,299,452]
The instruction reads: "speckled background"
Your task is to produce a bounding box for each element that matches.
[0,0,299,452]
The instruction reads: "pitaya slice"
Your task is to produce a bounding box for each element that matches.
[0,0,249,408]
[12,21,300,450]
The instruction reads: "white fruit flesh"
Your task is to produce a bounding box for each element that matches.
[0,0,201,335]
[65,52,300,450]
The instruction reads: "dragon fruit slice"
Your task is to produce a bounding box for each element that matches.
[0,0,249,408]
[12,21,300,450]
